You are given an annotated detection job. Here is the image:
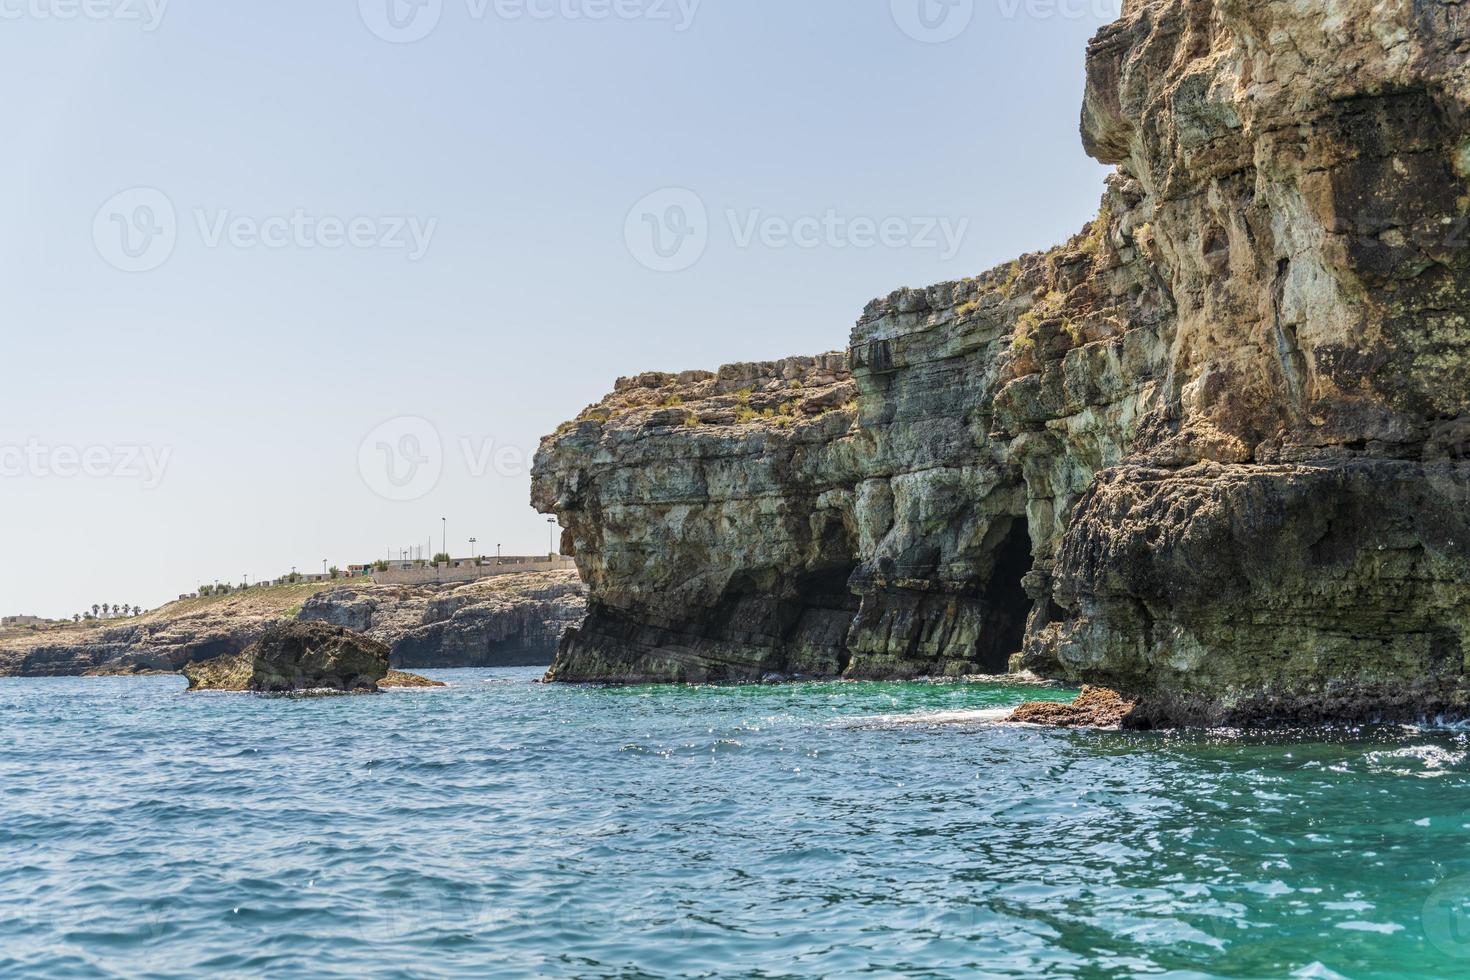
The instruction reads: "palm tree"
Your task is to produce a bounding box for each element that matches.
[73,614,81,623]
[91,604,100,618]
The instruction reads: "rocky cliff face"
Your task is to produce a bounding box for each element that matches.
[533,0,1470,725]
[298,571,587,669]
[0,572,586,677]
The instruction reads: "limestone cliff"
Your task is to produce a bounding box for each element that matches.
[533,0,1470,725]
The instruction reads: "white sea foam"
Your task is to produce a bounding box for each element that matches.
[839,707,1014,728]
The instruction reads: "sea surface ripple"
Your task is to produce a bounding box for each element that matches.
[4,669,1470,978]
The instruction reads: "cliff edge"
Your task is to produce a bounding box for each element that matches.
[533,0,1470,726]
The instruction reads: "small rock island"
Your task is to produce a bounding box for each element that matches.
[183,622,441,694]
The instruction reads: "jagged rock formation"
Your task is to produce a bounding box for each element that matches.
[0,572,586,677]
[298,571,587,669]
[184,622,388,694]
[534,0,1470,725]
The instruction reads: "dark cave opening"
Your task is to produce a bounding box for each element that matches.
[793,562,860,609]
[701,561,860,677]
[975,520,1035,674]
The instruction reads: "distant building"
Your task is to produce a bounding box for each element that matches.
[2,615,50,628]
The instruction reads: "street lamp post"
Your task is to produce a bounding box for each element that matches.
[470,537,477,562]
[548,517,557,557]
[441,518,447,561]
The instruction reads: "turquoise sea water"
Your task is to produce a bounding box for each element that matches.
[4,670,1470,978]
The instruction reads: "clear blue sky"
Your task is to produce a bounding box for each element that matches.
[0,0,1117,618]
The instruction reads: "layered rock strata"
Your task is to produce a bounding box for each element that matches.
[534,0,1470,725]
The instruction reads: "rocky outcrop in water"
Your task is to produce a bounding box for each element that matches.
[184,622,388,694]
[378,670,448,689]
[534,0,1470,725]
[298,571,587,669]
[1008,687,1136,729]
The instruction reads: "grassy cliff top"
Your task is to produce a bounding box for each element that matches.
[0,579,368,650]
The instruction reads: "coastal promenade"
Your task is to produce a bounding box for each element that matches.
[370,556,576,587]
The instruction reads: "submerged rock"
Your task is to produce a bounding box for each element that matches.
[1008,688,1137,729]
[532,0,1470,725]
[184,622,388,694]
[377,670,448,689]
